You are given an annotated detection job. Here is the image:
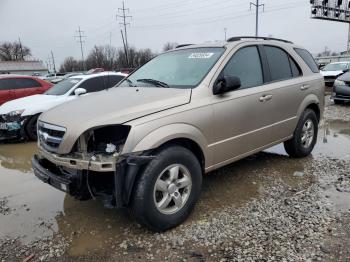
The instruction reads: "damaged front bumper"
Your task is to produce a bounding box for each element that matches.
[32,149,154,207]
[38,146,119,172]
[0,114,27,141]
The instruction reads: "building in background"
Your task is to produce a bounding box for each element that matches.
[0,61,47,76]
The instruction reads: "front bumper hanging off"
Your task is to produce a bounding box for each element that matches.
[32,153,154,208]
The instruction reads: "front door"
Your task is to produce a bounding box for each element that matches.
[210,45,279,166]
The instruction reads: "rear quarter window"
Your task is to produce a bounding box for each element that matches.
[294,48,319,73]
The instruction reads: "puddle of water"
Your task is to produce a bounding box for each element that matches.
[0,118,349,256]
[325,187,350,213]
[267,119,350,161]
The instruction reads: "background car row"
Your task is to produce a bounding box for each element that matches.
[0,72,127,141]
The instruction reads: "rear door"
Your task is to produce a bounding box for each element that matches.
[13,77,43,99]
[0,79,16,105]
[261,45,305,140]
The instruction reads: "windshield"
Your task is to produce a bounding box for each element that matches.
[45,78,82,95]
[118,47,225,89]
[323,63,349,71]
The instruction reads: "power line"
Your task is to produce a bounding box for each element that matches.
[250,0,265,37]
[74,26,87,71]
[117,1,132,67]
[132,2,306,30]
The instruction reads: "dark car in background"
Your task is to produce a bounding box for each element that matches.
[332,72,350,104]
[320,61,350,87]
[0,75,53,105]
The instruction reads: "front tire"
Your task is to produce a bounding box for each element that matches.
[131,145,202,231]
[284,109,318,158]
[25,114,39,141]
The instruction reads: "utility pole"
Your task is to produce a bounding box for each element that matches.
[120,29,129,65]
[18,37,24,60]
[46,61,51,73]
[117,1,132,67]
[250,0,265,37]
[51,51,56,73]
[75,26,87,71]
[224,28,227,41]
[347,24,350,54]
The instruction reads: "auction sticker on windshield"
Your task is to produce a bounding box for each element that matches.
[188,53,214,59]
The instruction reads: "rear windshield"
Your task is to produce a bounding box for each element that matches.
[294,48,319,73]
[45,78,82,95]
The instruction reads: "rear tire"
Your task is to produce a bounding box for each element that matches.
[131,145,202,232]
[284,109,318,158]
[25,114,39,141]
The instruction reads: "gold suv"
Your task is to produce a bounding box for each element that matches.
[32,37,324,231]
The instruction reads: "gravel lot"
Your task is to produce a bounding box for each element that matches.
[0,100,349,262]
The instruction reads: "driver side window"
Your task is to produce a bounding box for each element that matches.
[223,46,263,89]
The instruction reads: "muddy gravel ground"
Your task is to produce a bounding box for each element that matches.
[1,99,350,262]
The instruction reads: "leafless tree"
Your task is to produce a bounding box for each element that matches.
[85,45,118,70]
[163,42,178,52]
[59,45,156,72]
[0,41,31,61]
[59,56,82,72]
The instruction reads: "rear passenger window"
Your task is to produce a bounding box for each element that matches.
[1,78,42,89]
[78,76,106,93]
[290,57,302,77]
[103,75,125,88]
[264,46,293,81]
[223,46,263,89]
[15,78,42,89]
[0,79,11,90]
[294,48,319,73]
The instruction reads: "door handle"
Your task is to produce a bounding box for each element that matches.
[259,94,272,102]
[300,84,310,90]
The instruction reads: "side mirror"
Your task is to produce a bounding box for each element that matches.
[213,76,241,95]
[74,88,87,96]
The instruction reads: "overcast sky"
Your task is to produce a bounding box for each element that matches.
[1,0,349,68]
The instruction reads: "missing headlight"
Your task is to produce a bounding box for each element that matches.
[86,125,131,154]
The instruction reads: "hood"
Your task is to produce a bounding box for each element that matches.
[320,70,344,77]
[336,71,350,81]
[40,87,191,153]
[0,95,64,116]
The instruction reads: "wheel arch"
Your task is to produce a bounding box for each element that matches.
[297,94,322,123]
[129,123,210,170]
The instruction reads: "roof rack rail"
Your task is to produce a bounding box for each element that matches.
[227,36,293,44]
[175,44,194,48]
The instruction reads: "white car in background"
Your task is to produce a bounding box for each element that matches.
[320,61,350,87]
[0,72,127,141]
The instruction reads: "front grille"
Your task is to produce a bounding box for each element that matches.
[337,94,350,99]
[38,121,66,152]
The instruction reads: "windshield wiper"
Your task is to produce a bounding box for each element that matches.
[125,78,136,87]
[137,78,169,88]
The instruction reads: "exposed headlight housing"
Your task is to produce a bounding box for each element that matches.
[334,80,346,86]
[83,125,131,155]
[7,109,25,117]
